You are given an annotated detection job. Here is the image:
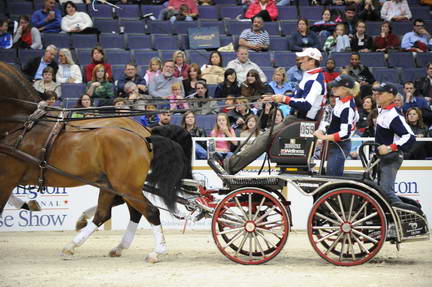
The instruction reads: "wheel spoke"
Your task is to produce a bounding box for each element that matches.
[234,231,249,257]
[324,201,344,223]
[315,229,340,243]
[253,232,266,257]
[253,197,266,221]
[350,201,368,223]
[217,217,244,227]
[217,226,245,235]
[347,234,356,261]
[256,218,283,227]
[352,229,378,244]
[339,234,348,261]
[223,230,246,250]
[348,194,355,221]
[354,226,382,230]
[324,232,344,255]
[315,212,340,225]
[255,206,277,225]
[248,193,252,219]
[352,212,378,226]
[222,207,245,223]
[337,195,347,221]
[312,226,340,230]
[256,230,277,250]
[234,197,248,219]
[352,233,370,254]
[249,233,253,260]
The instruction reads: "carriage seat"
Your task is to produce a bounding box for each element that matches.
[268,121,317,173]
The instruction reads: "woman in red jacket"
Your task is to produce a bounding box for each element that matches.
[245,0,278,22]
[374,21,400,53]
[84,46,113,82]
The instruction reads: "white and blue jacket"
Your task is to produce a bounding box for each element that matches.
[325,96,359,142]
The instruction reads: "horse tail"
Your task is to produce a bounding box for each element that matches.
[151,125,193,179]
[146,135,186,211]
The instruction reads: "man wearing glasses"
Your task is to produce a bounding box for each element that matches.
[401,18,432,52]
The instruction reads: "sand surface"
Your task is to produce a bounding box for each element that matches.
[0,230,431,287]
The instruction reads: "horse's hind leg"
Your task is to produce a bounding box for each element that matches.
[61,190,116,259]
[109,202,142,257]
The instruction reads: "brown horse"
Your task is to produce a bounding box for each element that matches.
[0,62,187,262]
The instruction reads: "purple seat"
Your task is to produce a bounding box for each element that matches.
[280,21,298,36]
[220,52,236,63]
[70,34,98,49]
[264,22,282,36]
[330,52,352,67]
[132,50,159,66]
[121,19,146,34]
[207,84,217,98]
[88,4,114,18]
[227,21,251,36]
[146,21,174,35]
[42,33,70,49]
[200,20,226,35]
[76,48,92,66]
[220,6,243,19]
[392,22,412,35]
[387,52,416,68]
[99,33,125,49]
[214,0,235,4]
[411,7,431,20]
[300,7,322,21]
[141,5,164,19]
[273,51,297,68]
[116,4,141,19]
[270,36,289,51]
[152,34,180,50]
[220,35,233,47]
[19,49,44,68]
[199,6,219,20]
[8,1,34,16]
[179,34,190,50]
[174,21,197,35]
[278,7,297,21]
[358,52,386,68]
[187,50,210,66]
[401,68,425,83]
[61,83,86,99]
[93,18,119,33]
[105,49,131,65]
[365,21,381,36]
[127,34,152,50]
[160,50,176,62]
[416,52,432,67]
[262,67,274,82]
[0,49,18,64]
[111,64,126,82]
[371,67,401,84]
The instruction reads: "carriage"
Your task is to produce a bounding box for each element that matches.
[179,120,430,266]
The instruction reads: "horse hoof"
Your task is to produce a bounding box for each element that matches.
[60,248,74,260]
[109,248,122,257]
[145,252,159,264]
[75,215,88,232]
[28,200,41,212]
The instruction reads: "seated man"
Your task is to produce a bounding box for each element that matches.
[238,16,270,52]
[116,63,147,97]
[32,0,62,33]
[22,44,58,81]
[158,0,198,21]
[226,46,267,84]
[221,48,326,175]
[401,18,432,52]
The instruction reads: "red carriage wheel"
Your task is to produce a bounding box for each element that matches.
[307,188,387,266]
[212,187,290,265]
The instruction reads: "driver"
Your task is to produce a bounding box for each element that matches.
[220,48,326,175]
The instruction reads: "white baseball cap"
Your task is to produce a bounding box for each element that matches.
[295,48,322,61]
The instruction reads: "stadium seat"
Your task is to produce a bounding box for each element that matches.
[121,19,146,34]
[416,52,432,67]
[280,21,298,36]
[116,4,142,19]
[99,33,125,49]
[400,68,425,83]
[264,22,282,36]
[146,21,174,35]
[75,48,92,66]
[111,65,126,82]
[387,52,416,68]
[329,52,352,68]
[132,50,159,66]
[187,50,211,66]
[18,49,44,67]
[152,35,180,50]
[392,22,412,36]
[278,7,297,21]
[61,83,86,99]
[299,7,322,21]
[270,36,289,51]
[371,67,400,84]
[262,67,274,82]
[70,34,98,49]
[179,35,190,50]
[174,21,198,35]
[226,21,251,36]
[42,33,70,49]
[219,35,234,48]
[214,0,235,4]
[7,1,34,16]
[105,49,131,65]
[273,51,297,68]
[127,34,152,50]
[93,18,119,34]
[207,84,217,98]
[141,5,165,19]
[160,50,176,62]
[411,7,432,20]
[365,21,381,36]
[359,52,386,68]
[196,114,217,134]
[88,4,114,18]
[199,20,226,35]
[0,49,18,64]
[220,52,236,63]
[199,6,219,20]
[220,6,243,19]
[249,52,272,68]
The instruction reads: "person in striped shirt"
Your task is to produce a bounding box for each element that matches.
[314,75,360,176]
[238,16,270,52]
[373,82,417,208]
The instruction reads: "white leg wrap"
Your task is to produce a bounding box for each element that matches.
[8,194,26,209]
[83,206,98,219]
[151,224,167,254]
[72,222,98,247]
[119,221,138,249]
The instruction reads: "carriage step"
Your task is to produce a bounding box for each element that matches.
[224,176,280,186]
[393,207,429,239]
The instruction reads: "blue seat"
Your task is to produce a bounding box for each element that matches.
[220,52,236,63]
[264,22,281,36]
[61,83,86,99]
[99,33,125,49]
[249,52,272,68]
[195,114,217,134]
[88,4,113,18]
[387,52,416,68]
[365,21,381,36]
[299,7,322,21]
[280,21,298,36]
[7,1,34,16]
[220,6,243,19]
[227,21,250,36]
[0,49,18,64]
[63,97,80,108]
[160,50,176,62]
[127,34,152,50]
[19,49,44,67]
[392,22,412,36]
[330,52,352,68]
[188,50,210,66]
[116,4,141,19]
[141,5,164,19]
[111,65,126,82]
[200,20,226,35]
[179,34,190,50]
[199,6,219,20]
[220,35,233,47]
[105,49,131,65]
[147,21,174,35]
[278,7,297,21]
[152,35,180,50]
[416,52,432,67]
[371,67,400,84]
[213,0,235,4]
[76,49,92,66]
[132,50,159,66]
[121,19,146,34]
[93,18,119,34]
[400,68,425,83]
[70,34,98,49]
[359,52,386,67]
[174,21,197,35]
[42,33,70,49]
[411,7,431,20]
[207,84,217,98]
[273,51,297,68]
[262,67,274,82]
[270,36,289,51]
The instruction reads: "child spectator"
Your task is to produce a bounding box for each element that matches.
[210,113,238,159]
[240,69,272,99]
[144,57,162,85]
[323,23,351,53]
[351,21,374,52]
[0,19,13,49]
[181,111,208,160]
[86,64,114,106]
[169,82,189,111]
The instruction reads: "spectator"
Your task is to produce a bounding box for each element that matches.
[268,67,295,95]
[220,95,236,113]
[169,4,195,23]
[380,0,411,22]
[228,97,254,132]
[244,0,278,22]
[201,51,225,85]
[323,58,340,84]
[286,57,303,89]
[183,63,203,97]
[0,19,13,49]
[401,19,432,52]
[343,5,358,37]
[239,114,261,151]
[116,63,146,97]
[181,111,208,160]
[148,60,184,99]
[32,0,62,33]
[158,0,198,21]
[323,23,351,53]
[394,93,404,110]
[59,0,90,3]
[290,18,321,52]
[351,21,374,52]
[41,90,58,106]
[84,47,113,82]
[214,69,241,99]
[13,15,42,49]
[71,94,95,119]
[239,16,270,52]
[149,112,172,127]
[61,1,95,34]
[226,46,267,83]
[357,95,376,133]
[210,113,238,159]
[414,63,432,101]
[23,44,58,81]
[138,103,160,127]
[113,97,129,111]
[358,0,381,22]
[169,82,189,111]
[56,48,82,84]
[311,9,336,39]
[263,108,284,130]
[344,53,375,98]
[33,67,61,98]
[374,21,400,52]
[189,81,218,115]
[144,57,162,85]
[361,108,378,137]
[124,82,149,110]
[86,64,115,106]
[173,50,189,80]
[240,69,272,99]
[405,107,430,160]
[402,81,430,114]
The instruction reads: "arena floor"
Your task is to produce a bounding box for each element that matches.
[1,230,431,287]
